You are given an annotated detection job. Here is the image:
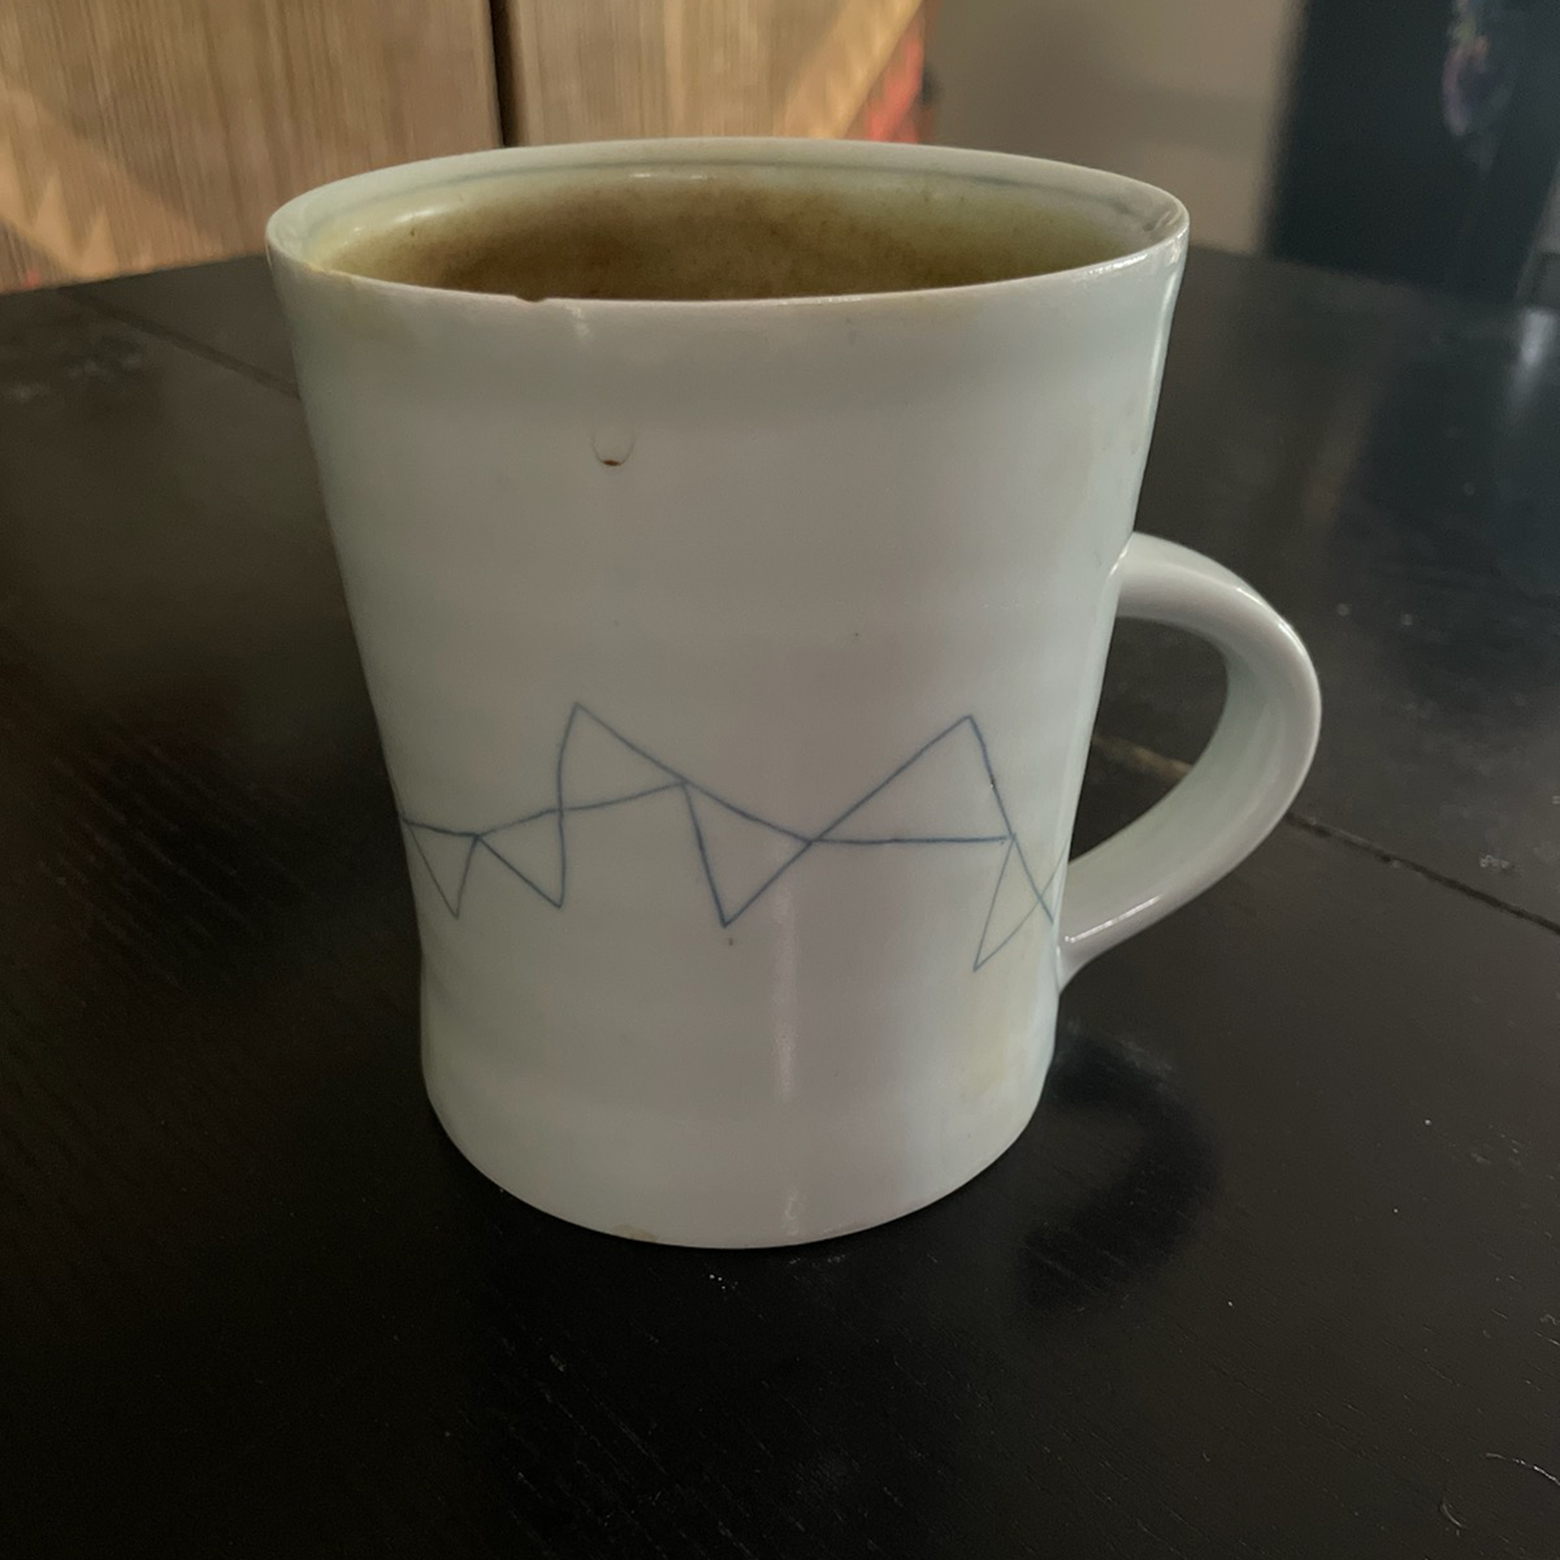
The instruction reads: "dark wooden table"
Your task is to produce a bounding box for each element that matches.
[3,250,1558,1559]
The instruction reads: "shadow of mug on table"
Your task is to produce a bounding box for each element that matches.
[442,1022,1218,1554]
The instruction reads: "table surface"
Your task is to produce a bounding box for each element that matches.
[3,250,1558,1559]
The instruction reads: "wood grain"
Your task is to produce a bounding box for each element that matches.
[0,0,499,289]
[505,0,922,143]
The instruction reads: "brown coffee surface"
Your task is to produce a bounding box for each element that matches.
[325,167,1126,301]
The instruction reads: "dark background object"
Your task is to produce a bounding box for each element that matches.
[1271,0,1560,300]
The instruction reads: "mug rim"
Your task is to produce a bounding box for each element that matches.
[267,138,1189,313]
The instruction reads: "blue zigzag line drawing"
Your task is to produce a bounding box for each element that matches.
[399,704,1059,971]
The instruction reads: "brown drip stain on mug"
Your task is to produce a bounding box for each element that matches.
[591,427,635,467]
[326,166,1129,303]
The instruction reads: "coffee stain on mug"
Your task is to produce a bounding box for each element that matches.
[611,1224,662,1243]
[592,426,635,467]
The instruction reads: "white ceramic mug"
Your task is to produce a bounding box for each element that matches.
[269,140,1320,1248]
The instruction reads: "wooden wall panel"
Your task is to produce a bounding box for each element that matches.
[505,0,923,145]
[0,0,499,289]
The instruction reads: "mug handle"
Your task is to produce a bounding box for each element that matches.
[1059,534,1321,985]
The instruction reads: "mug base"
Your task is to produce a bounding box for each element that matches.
[422,1034,1045,1249]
